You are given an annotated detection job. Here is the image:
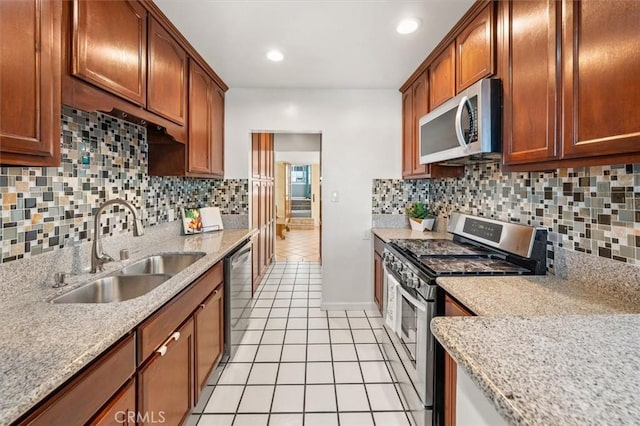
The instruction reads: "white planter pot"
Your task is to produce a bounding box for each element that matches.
[409,217,435,231]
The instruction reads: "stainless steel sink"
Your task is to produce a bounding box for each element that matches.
[118,252,205,276]
[51,274,171,304]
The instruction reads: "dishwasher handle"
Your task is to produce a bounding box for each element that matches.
[231,246,251,268]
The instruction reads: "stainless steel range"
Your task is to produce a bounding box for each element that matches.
[380,212,547,426]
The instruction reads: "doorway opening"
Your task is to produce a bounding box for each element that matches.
[274,133,321,263]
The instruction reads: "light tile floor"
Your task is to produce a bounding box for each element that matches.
[275,228,320,262]
[188,262,412,426]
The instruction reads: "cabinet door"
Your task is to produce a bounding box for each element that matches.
[443,295,473,426]
[195,285,224,396]
[411,72,429,176]
[401,89,414,178]
[210,85,225,177]
[89,379,136,426]
[72,0,147,106]
[562,0,640,159]
[456,4,495,92]
[429,43,456,109]
[502,1,559,165]
[138,318,194,426]
[0,0,61,166]
[147,17,187,125]
[373,251,383,312]
[252,134,261,179]
[188,61,212,174]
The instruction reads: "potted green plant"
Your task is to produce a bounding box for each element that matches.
[405,202,436,231]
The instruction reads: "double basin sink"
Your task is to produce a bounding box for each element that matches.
[51,253,205,304]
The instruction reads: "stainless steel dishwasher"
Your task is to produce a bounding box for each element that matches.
[223,239,252,359]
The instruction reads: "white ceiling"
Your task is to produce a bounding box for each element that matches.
[154,0,475,89]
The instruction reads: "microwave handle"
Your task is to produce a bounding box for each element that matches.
[455,95,474,149]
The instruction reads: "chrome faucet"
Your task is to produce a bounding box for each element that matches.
[91,198,144,273]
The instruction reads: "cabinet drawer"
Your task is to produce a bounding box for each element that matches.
[23,334,135,426]
[137,261,223,363]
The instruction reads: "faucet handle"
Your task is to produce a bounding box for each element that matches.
[53,272,67,288]
[119,249,130,261]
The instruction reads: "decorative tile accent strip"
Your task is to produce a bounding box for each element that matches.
[0,106,248,263]
[372,162,640,268]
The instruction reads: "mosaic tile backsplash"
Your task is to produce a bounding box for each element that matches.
[373,162,640,267]
[0,106,248,263]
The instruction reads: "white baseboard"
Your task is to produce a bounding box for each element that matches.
[320,301,378,311]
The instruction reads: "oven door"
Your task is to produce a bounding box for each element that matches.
[397,284,434,407]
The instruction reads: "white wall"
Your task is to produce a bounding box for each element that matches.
[225,88,401,309]
[274,151,320,165]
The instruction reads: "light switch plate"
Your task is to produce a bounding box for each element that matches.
[331,191,339,202]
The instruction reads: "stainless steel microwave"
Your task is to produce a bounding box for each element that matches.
[419,78,501,165]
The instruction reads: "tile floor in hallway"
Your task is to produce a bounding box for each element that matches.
[275,228,320,262]
[187,262,412,426]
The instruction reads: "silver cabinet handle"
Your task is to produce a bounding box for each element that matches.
[156,331,181,357]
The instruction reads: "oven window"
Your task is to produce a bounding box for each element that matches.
[400,294,418,364]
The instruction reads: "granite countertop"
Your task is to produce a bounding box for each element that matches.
[371,228,451,243]
[431,314,640,425]
[0,222,256,425]
[437,275,640,316]
[434,269,640,425]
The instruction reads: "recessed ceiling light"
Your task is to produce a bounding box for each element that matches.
[397,18,421,35]
[266,49,284,62]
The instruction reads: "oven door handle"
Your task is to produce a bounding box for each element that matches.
[397,285,427,312]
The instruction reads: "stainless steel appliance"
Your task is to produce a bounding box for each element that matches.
[223,239,252,359]
[419,78,501,165]
[381,213,547,426]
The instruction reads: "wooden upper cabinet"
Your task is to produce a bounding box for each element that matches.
[148,17,187,125]
[252,134,261,179]
[401,89,414,178]
[561,0,640,159]
[502,0,559,165]
[188,60,212,175]
[456,3,495,92]
[0,0,61,166]
[210,85,225,177]
[72,0,147,106]
[429,43,456,109]
[411,72,429,176]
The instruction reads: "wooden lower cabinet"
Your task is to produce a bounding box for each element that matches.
[443,294,474,426]
[195,284,224,396]
[90,380,136,426]
[138,318,195,426]
[19,261,226,426]
[20,334,135,426]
